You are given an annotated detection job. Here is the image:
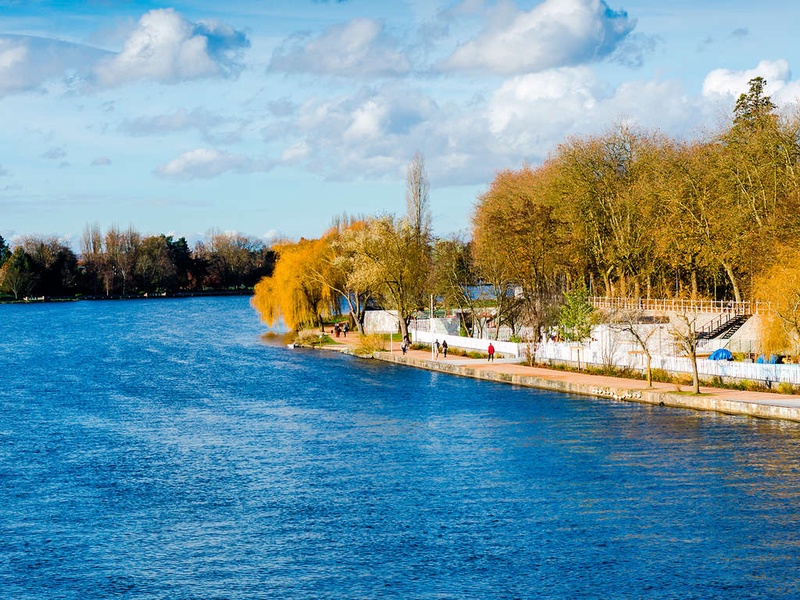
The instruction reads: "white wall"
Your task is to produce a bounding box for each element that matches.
[411,329,521,357]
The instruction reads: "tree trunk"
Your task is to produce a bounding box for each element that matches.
[690,349,700,394]
[399,315,409,340]
[646,352,652,387]
[721,260,742,303]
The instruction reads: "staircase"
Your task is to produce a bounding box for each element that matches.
[698,314,751,340]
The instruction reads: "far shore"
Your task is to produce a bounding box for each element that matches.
[0,289,254,304]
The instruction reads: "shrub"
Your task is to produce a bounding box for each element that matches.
[777,382,797,395]
[354,334,385,356]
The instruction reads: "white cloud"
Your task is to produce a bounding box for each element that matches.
[280,142,310,163]
[93,8,249,87]
[701,59,800,105]
[0,35,108,96]
[442,0,636,74]
[118,108,244,144]
[155,148,273,180]
[269,18,411,77]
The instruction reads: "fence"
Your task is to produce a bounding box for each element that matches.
[589,297,768,315]
[410,329,800,385]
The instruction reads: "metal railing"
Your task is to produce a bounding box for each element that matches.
[588,297,768,315]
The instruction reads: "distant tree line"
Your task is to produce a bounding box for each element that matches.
[0,226,275,300]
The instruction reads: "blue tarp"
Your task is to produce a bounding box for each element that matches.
[756,354,781,364]
[709,348,733,361]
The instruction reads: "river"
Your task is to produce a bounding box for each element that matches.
[1,296,799,598]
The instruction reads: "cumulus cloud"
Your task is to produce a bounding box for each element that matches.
[155,148,273,180]
[0,35,108,96]
[93,8,249,87]
[441,0,636,74]
[269,18,411,77]
[268,69,713,186]
[702,59,790,97]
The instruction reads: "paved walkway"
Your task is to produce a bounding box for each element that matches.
[320,332,800,422]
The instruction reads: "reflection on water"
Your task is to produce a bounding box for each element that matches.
[1,296,800,599]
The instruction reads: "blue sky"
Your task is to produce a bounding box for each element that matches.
[2,0,800,247]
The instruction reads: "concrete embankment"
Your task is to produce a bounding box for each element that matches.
[367,350,800,424]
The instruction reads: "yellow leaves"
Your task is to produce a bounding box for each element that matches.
[251,236,335,331]
[754,249,800,355]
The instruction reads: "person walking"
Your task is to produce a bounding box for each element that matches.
[442,340,448,358]
[434,339,441,359]
[401,336,409,355]
[488,342,495,362]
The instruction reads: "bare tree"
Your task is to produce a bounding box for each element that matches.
[406,152,431,241]
[670,313,702,393]
[613,309,661,387]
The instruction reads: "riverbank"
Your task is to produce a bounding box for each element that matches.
[316,333,800,423]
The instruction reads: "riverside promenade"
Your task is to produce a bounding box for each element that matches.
[324,333,800,423]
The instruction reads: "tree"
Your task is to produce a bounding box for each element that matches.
[104,225,140,295]
[612,309,660,387]
[406,152,431,241]
[0,247,36,299]
[670,313,702,394]
[135,235,177,293]
[734,76,776,127]
[251,236,334,331]
[80,223,105,295]
[472,164,568,352]
[21,236,78,296]
[0,235,9,268]
[344,215,431,340]
[754,250,800,357]
[204,230,263,288]
[431,236,479,336]
[557,285,595,343]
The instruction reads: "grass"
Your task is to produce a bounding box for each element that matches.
[532,360,800,395]
[295,330,337,347]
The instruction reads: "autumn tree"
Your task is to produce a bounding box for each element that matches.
[251,236,335,331]
[104,225,140,295]
[472,164,568,350]
[754,250,800,357]
[344,215,431,340]
[552,125,669,298]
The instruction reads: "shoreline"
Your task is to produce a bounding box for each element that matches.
[312,335,800,424]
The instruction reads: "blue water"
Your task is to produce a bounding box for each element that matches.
[2,297,800,599]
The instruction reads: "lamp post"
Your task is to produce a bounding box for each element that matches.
[430,294,434,360]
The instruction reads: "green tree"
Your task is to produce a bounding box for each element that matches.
[0,235,9,268]
[557,285,595,343]
[0,247,36,299]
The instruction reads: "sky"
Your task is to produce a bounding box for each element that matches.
[2,0,800,248]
